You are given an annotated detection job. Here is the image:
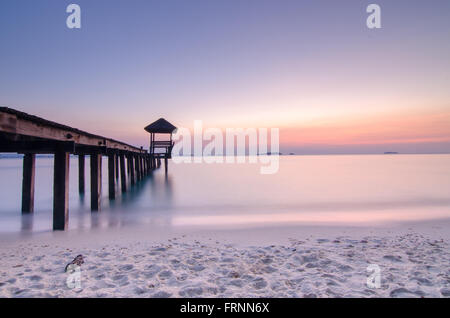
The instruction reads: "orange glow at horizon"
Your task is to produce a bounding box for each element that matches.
[67,104,450,151]
[280,108,450,147]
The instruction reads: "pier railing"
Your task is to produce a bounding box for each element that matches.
[0,107,161,230]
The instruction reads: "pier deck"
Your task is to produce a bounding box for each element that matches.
[0,107,158,230]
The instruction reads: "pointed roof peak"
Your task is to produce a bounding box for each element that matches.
[144,118,177,133]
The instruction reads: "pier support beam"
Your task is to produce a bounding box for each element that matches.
[129,155,135,185]
[115,155,119,180]
[164,157,168,174]
[143,156,146,176]
[144,157,148,175]
[143,156,146,175]
[78,154,85,194]
[136,155,141,181]
[90,154,102,211]
[142,157,145,175]
[53,151,70,230]
[108,154,116,200]
[21,153,36,213]
[139,155,142,181]
[142,156,145,175]
[119,154,127,192]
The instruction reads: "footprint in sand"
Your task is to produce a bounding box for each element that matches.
[189,264,206,272]
[13,288,30,296]
[158,270,173,280]
[142,265,162,278]
[326,279,340,287]
[383,255,402,262]
[151,291,172,298]
[411,277,433,286]
[130,271,140,279]
[251,277,268,290]
[112,274,127,281]
[262,265,277,274]
[271,282,286,292]
[179,286,203,297]
[390,287,425,298]
[29,283,45,290]
[97,252,110,258]
[118,264,134,271]
[205,286,219,295]
[96,281,115,289]
[177,273,188,281]
[440,288,450,297]
[261,257,273,265]
[230,279,245,287]
[134,287,147,295]
[94,271,106,280]
[297,254,319,264]
[186,258,197,265]
[39,267,52,273]
[319,259,332,267]
[28,275,42,282]
[336,264,353,272]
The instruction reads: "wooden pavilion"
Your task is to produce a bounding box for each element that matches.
[144,118,177,173]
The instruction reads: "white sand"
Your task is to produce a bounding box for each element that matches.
[0,220,449,298]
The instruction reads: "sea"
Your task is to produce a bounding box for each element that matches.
[0,154,450,234]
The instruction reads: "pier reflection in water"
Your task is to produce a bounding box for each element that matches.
[4,155,450,235]
[2,157,175,234]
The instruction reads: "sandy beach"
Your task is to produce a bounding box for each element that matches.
[2,0,450,305]
[1,220,449,298]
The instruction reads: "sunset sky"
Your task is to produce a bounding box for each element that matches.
[1,0,449,154]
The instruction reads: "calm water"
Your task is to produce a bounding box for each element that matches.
[1,155,450,234]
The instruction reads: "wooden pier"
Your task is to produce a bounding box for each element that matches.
[0,107,162,230]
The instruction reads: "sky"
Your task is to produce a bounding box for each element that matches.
[0,0,449,154]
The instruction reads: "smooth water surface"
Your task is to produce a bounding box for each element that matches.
[0,155,450,234]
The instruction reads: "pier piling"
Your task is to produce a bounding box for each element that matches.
[119,154,127,192]
[78,154,85,194]
[53,151,69,230]
[108,153,116,200]
[21,153,36,213]
[129,154,135,185]
[115,154,119,180]
[90,154,102,211]
[136,155,141,181]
